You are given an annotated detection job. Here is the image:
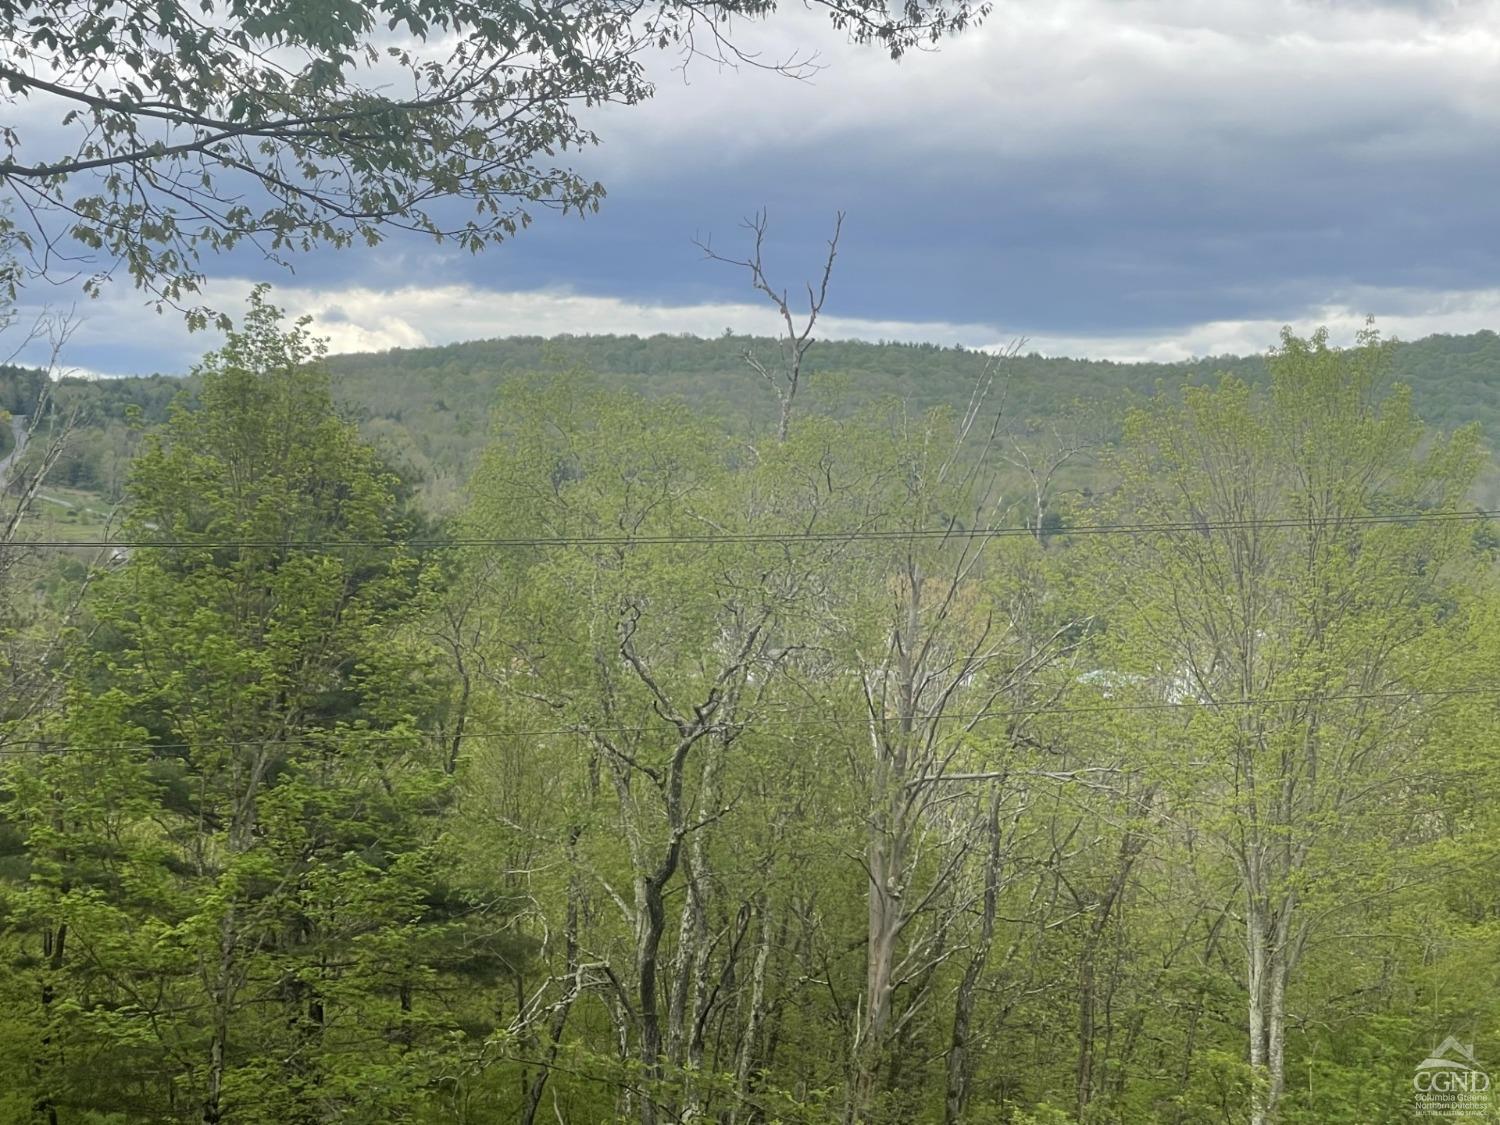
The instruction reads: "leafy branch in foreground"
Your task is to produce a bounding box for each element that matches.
[0,0,985,313]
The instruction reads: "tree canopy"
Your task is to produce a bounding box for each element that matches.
[2,306,1499,1123]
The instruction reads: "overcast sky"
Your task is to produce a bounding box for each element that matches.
[14,0,1500,376]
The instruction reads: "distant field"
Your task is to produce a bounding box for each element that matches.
[26,487,115,543]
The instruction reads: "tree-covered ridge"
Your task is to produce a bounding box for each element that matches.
[323,327,1500,426]
[5,326,1499,508]
[331,328,1499,490]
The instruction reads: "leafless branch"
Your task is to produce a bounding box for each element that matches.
[696,209,843,441]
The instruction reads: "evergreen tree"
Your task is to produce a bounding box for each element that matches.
[1,290,466,1123]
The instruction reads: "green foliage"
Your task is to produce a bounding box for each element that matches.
[314,327,1500,515]
[4,313,1500,1123]
[32,327,1500,515]
[0,290,483,1121]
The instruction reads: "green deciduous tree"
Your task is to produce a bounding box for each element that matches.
[1097,327,1487,1124]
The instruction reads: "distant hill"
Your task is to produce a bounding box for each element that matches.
[319,330,1500,501]
[6,330,1500,506]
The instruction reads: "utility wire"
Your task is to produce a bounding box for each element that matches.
[2,686,1496,758]
[8,507,1497,552]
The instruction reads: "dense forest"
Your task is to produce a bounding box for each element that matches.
[6,328,1500,512]
[10,0,1495,1116]
[2,295,1498,1124]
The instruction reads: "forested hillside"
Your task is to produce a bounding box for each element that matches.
[323,330,1500,499]
[6,329,1500,511]
[3,307,1499,1124]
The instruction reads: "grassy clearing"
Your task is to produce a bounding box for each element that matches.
[23,487,116,542]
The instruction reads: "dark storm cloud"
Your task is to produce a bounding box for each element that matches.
[302,0,1500,337]
[10,0,1500,372]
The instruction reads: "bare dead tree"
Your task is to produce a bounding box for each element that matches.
[697,209,843,442]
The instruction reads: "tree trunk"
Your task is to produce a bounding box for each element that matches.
[33,918,67,1125]
[730,903,775,1125]
[851,772,905,1122]
[1076,806,1150,1118]
[945,794,1002,1125]
[1247,891,1269,1125]
[1267,947,1288,1121]
[203,907,237,1124]
[637,870,669,1125]
[669,745,722,1072]
[520,829,584,1125]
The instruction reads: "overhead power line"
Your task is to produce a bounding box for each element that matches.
[2,686,1496,758]
[8,507,1497,552]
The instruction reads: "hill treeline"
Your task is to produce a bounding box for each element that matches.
[6,329,1500,507]
[324,330,1500,491]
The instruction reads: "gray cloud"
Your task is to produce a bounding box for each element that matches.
[6,0,1499,372]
